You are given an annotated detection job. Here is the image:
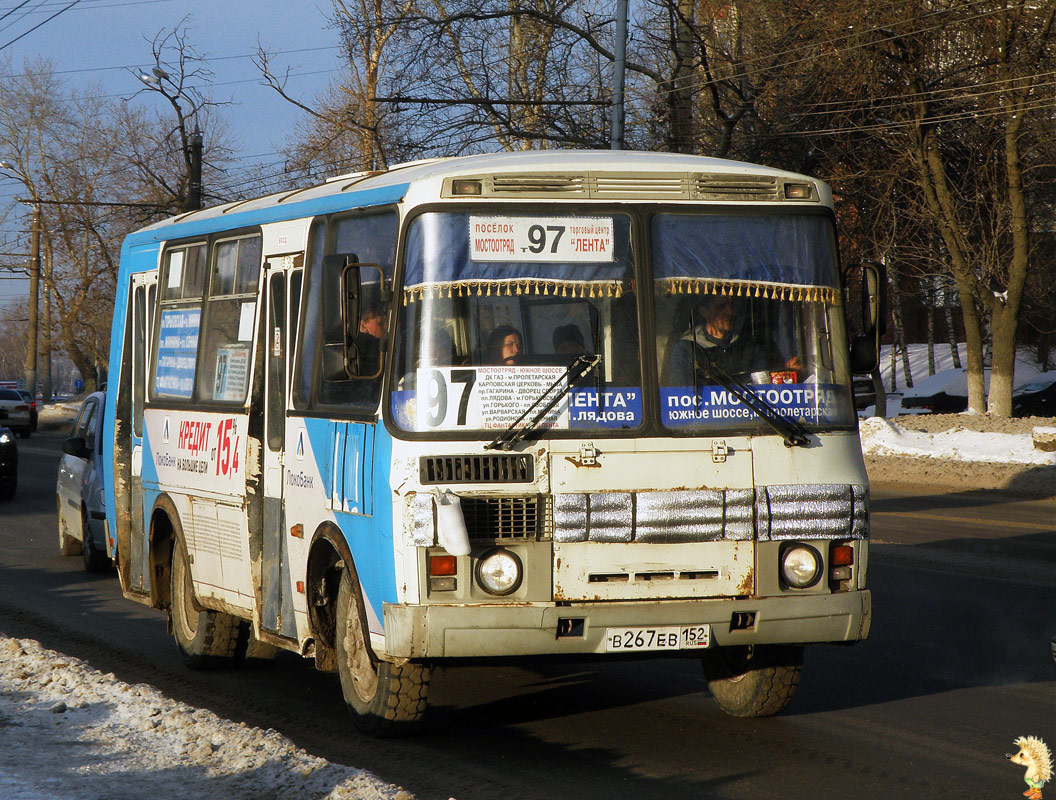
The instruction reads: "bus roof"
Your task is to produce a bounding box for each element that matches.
[123,150,829,246]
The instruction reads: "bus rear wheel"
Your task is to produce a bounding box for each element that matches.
[170,537,242,669]
[702,644,803,718]
[335,568,430,736]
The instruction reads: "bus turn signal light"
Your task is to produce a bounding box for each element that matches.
[429,555,457,576]
[830,545,854,567]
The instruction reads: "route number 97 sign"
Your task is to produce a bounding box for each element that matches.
[469,216,614,262]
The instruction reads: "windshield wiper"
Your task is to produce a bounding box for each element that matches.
[485,354,602,451]
[698,352,811,448]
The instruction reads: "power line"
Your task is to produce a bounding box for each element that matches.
[0,0,80,51]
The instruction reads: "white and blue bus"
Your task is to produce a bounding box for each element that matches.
[103,151,879,735]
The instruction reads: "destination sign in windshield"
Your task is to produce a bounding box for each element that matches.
[469,216,615,262]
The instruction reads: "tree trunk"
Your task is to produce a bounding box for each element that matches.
[988,303,1018,416]
[944,279,962,369]
[889,268,912,389]
[954,280,987,413]
[666,0,696,153]
[925,280,935,376]
[870,366,887,418]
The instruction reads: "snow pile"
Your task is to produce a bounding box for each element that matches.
[0,636,411,800]
[859,417,1055,465]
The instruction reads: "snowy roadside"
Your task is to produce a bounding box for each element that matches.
[0,636,413,800]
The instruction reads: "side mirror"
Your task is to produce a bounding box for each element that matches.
[322,253,387,380]
[62,436,91,459]
[851,262,886,374]
[861,262,887,337]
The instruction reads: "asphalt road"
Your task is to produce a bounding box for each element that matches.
[1,429,1053,800]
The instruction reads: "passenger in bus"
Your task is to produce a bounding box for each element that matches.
[354,302,386,376]
[359,303,387,340]
[487,325,523,365]
[553,324,586,356]
[663,294,764,384]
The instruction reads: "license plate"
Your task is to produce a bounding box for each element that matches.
[604,625,711,652]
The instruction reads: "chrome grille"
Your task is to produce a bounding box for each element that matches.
[420,454,534,484]
[592,175,688,197]
[693,174,779,201]
[460,496,547,542]
[489,175,587,196]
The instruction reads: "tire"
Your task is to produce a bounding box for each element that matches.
[18,427,29,439]
[335,567,430,736]
[58,501,83,556]
[169,537,242,669]
[0,476,15,501]
[702,644,803,718]
[81,508,111,573]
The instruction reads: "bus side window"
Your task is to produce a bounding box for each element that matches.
[152,243,207,401]
[196,235,262,403]
[303,209,397,413]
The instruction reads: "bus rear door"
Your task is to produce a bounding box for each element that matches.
[260,254,302,639]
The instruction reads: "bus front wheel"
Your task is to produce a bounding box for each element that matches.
[702,644,803,718]
[335,568,430,736]
[170,537,242,669]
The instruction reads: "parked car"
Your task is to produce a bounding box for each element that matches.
[0,424,16,500]
[1011,373,1056,417]
[851,377,876,411]
[15,389,37,431]
[0,388,32,438]
[899,369,974,414]
[56,391,111,572]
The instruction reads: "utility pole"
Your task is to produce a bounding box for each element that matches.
[41,240,52,402]
[186,127,203,212]
[609,0,629,150]
[24,200,39,399]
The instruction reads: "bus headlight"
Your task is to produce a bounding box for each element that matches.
[476,549,522,596]
[780,544,821,589]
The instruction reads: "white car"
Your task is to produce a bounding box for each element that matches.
[0,388,31,438]
[56,392,111,572]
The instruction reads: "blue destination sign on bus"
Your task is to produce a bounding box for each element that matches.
[154,308,201,399]
[568,387,642,428]
[660,384,848,427]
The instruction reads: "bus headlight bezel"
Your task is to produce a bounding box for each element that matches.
[780,543,822,589]
[475,548,523,596]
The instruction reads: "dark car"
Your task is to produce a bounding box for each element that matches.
[16,389,37,431]
[851,377,876,411]
[1012,373,1056,418]
[0,424,16,500]
[899,391,969,414]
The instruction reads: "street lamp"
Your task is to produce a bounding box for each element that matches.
[136,67,202,212]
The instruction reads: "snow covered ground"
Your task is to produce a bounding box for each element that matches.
[9,346,1050,799]
[859,416,1054,464]
[0,637,412,800]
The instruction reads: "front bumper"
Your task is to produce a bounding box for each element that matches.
[382,589,870,660]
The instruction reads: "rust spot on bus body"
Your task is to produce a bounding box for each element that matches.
[564,456,601,468]
[737,566,755,596]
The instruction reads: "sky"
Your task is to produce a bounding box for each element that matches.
[0,0,344,300]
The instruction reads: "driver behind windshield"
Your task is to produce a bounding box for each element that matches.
[662,294,765,385]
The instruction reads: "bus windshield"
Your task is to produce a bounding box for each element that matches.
[391,210,642,434]
[390,208,855,437]
[652,212,854,431]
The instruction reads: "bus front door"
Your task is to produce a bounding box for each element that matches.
[260,256,302,639]
[127,271,156,594]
